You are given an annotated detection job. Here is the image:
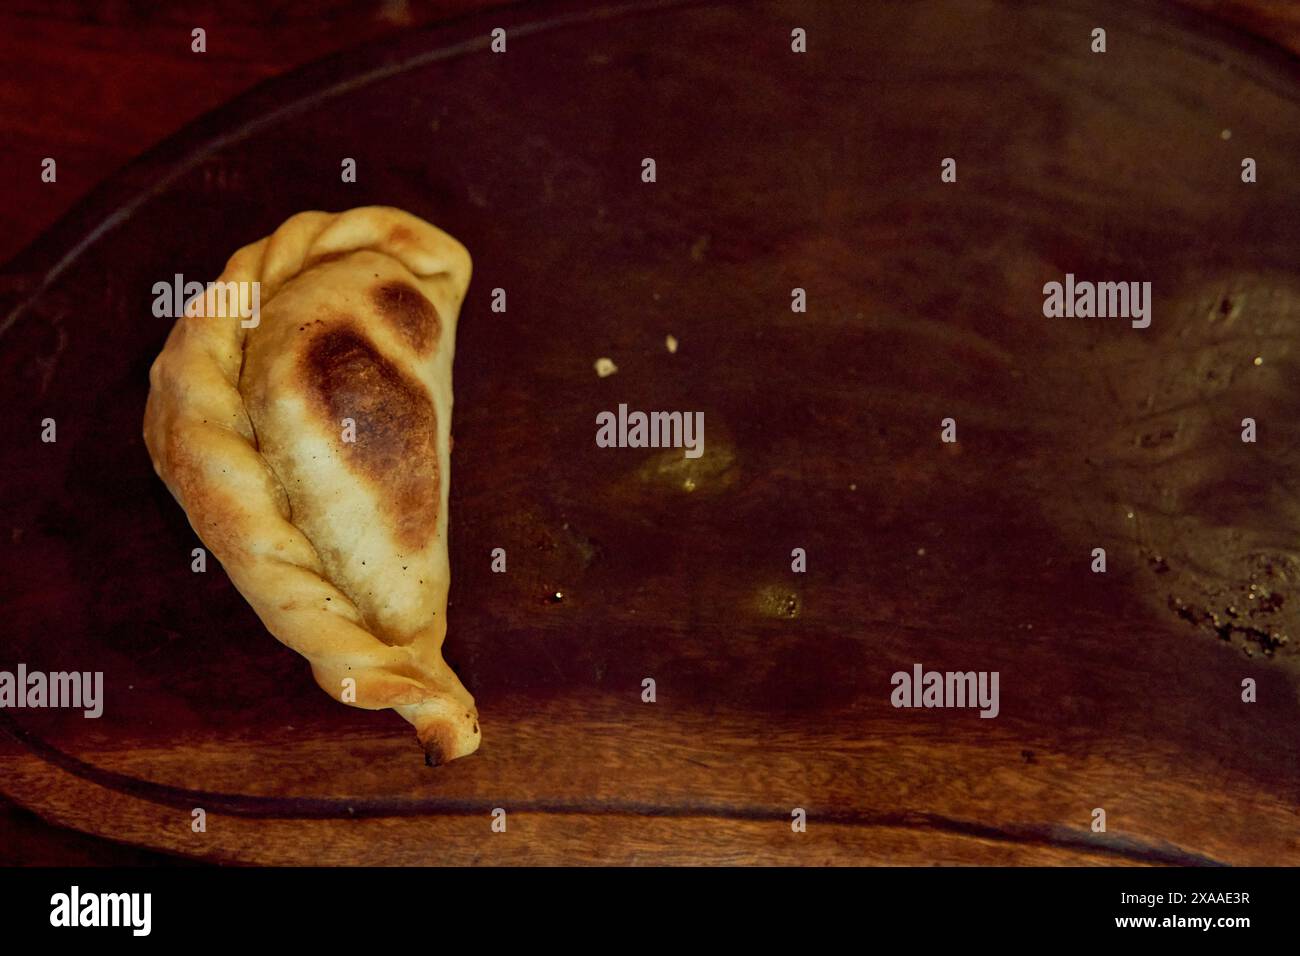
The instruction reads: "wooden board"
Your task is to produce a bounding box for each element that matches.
[1,0,1298,865]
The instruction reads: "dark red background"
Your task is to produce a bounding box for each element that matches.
[1,0,1297,865]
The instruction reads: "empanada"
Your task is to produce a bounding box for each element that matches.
[143,207,480,764]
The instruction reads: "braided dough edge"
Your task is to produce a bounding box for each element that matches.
[143,206,480,765]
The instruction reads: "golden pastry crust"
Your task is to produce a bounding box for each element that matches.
[143,207,479,764]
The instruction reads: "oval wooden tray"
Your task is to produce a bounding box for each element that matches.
[1,0,1298,865]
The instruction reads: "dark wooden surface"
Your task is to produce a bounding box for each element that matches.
[0,0,518,865]
[2,0,1300,865]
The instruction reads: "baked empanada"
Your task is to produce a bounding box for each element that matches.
[143,207,480,764]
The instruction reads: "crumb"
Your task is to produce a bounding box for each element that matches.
[594,357,618,378]
[665,334,678,353]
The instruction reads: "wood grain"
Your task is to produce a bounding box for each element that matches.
[1,0,1299,865]
[5,0,1300,265]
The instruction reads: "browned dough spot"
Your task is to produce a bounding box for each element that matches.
[372,280,441,353]
[302,326,439,550]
